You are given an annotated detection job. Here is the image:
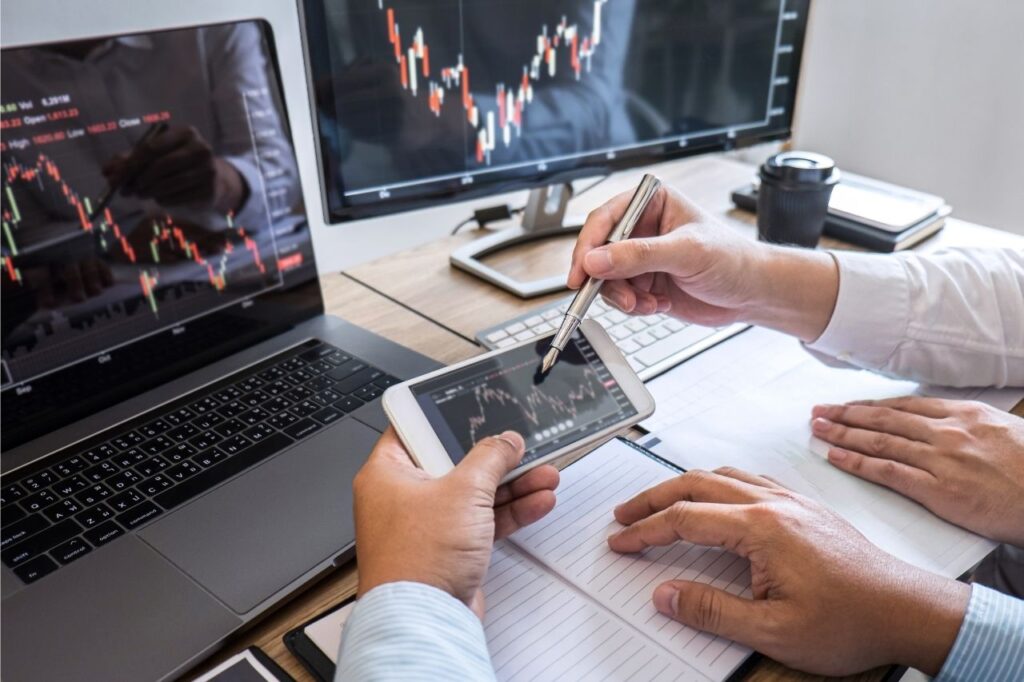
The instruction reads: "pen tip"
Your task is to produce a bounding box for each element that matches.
[541,348,558,374]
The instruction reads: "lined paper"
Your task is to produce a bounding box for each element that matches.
[485,542,703,681]
[303,439,750,680]
[509,439,752,681]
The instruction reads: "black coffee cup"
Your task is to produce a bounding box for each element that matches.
[757,151,840,248]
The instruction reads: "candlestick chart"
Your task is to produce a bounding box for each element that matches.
[377,0,609,165]
[1,147,281,379]
[418,336,636,462]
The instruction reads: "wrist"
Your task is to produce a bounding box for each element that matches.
[888,570,970,675]
[739,245,839,342]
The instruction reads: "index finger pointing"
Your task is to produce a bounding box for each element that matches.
[608,501,749,554]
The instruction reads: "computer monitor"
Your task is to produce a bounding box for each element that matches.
[301,0,810,293]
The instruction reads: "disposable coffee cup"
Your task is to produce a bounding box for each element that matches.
[757,151,840,248]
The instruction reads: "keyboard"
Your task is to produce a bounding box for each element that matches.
[477,296,749,381]
[0,339,397,585]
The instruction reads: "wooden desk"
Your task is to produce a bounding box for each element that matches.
[199,155,1020,682]
[346,155,1021,341]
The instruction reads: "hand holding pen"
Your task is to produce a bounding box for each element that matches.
[542,174,662,373]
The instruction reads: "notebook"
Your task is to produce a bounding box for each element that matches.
[285,438,757,682]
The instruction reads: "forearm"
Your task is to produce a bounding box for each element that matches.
[739,245,840,343]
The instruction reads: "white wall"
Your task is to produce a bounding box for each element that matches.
[794,0,1024,235]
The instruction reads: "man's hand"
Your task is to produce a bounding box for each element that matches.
[813,396,1024,545]
[568,186,840,341]
[353,428,559,617]
[102,125,247,213]
[607,468,969,676]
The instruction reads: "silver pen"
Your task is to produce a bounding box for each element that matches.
[541,173,662,373]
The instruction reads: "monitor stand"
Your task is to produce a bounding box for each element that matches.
[449,183,581,298]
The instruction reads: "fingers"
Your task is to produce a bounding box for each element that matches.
[494,464,559,506]
[811,417,930,468]
[654,580,763,644]
[812,403,935,443]
[826,447,933,500]
[568,189,636,289]
[712,466,786,490]
[614,470,767,525]
[494,489,557,539]
[608,501,748,554]
[455,431,526,492]
[600,280,663,315]
[583,235,680,281]
[845,396,952,419]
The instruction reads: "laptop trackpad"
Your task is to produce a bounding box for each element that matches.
[140,418,379,614]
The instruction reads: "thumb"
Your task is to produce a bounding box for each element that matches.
[654,580,761,644]
[454,431,526,495]
[583,235,683,280]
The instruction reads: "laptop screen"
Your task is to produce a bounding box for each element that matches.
[1,21,321,450]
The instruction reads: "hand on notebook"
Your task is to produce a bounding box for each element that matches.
[568,186,839,341]
[813,396,1024,545]
[352,428,559,618]
[606,467,970,676]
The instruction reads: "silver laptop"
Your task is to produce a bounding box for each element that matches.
[0,21,437,680]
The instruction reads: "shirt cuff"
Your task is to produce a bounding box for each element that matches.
[936,584,1024,682]
[336,582,495,681]
[805,251,911,370]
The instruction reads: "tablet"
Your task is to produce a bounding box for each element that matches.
[383,320,654,482]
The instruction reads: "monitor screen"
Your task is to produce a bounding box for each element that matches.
[302,0,810,221]
[1,21,321,449]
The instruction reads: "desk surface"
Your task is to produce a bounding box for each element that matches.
[197,155,1021,682]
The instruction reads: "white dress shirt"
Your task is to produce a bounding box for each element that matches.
[808,247,1024,387]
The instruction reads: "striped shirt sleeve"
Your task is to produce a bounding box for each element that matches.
[335,581,496,681]
[936,584,1024,681]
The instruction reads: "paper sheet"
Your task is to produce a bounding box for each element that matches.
[485,542,702,681]
[508,439,752,681]
[646,354,999,578]
[641,327,1023,433]
[303,440,749,681]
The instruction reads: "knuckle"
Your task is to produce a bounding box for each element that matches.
[693,589,722,632]
[713,466,739,479]
[631,238,654,266]
[870,432,890,456]
[668,500,693,528]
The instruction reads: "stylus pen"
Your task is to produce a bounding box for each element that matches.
[542,173,662,373]
[88,122,168,221]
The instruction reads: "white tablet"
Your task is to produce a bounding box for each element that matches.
[383,320,654,483]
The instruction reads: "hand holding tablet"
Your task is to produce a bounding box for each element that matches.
[383,320,654,482]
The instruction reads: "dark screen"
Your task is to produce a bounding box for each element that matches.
[0,22,321,449]
[412,334,637,466]
[302,0,810,220]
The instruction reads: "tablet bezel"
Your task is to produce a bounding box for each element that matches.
[382,319,654,483]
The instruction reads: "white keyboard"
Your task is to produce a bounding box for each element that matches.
[476,296,749,381]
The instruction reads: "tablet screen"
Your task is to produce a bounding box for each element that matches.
[411,333,637,466]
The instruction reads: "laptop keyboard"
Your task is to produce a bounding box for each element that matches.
[0,339,397,585]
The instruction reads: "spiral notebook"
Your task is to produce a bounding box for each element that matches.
[285,438,756,682]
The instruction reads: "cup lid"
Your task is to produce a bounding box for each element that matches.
[761,151,839,185]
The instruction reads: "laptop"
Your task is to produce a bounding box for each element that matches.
[0,21,438,681]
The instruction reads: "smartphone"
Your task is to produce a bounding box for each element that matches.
[383,320,654,483]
